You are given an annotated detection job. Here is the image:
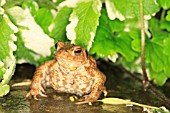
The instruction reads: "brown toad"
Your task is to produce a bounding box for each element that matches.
[26,41,107,104]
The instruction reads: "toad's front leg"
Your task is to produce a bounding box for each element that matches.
[26,60,55,100]
[77,68,107,104]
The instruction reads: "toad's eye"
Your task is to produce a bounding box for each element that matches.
[55,43,58,49]
[74,49,82,56]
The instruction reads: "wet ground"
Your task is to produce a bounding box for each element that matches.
[0,61,170,113]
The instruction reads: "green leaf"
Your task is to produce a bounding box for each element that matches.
[0,16,17,97]
[109,19,125,32]
[34,8,53,34]
[22,1,39,16]
[160,20,170,32]
[6,6,54,65]
[157,0,170,10]
[0,84,10,97]
[3,0,24,8]
[35,0,56,9]
[115,32,139,61]
[129,29,141,52]
[149,18,161,36]
[105,0,159,20]
[50,6,72,43]
[66,0,102,50]
[149,67,167,86]
[165,10,170,21]
[164,37,170,56]
[14,32,39,65]
[90,9,138,61]
[145,40,164,72]
[90,8,116,58]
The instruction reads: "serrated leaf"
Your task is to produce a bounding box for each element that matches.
[66,0,102,50]
[6,6,54,64]
[157,0,170,10]
[50,6,72,43]
[90,9,138,61]
[105,0,159,20]
[34,8,53,34]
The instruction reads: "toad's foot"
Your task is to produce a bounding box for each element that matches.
[76,89,108,105]
[26,86,47,100]
[76,94,98,105]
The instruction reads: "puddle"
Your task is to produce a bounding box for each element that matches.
[0,61,169,113]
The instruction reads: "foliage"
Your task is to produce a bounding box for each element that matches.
[0,0,169,96]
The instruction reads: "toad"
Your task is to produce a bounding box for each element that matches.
[26,41,107,104]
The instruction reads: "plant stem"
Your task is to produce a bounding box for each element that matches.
[140,0,149,87]
[160,9,166,21]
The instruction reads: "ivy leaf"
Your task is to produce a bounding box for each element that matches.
[66,0,102,50]
[6,6,54,65]
[0,16,17,97]
[90,9,138,62]
[105,0,159,20]
[157,0,170,10]
[50,6,72,43]
[34,8,53,34]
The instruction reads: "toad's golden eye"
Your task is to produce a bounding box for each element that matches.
[74,49,82,56]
